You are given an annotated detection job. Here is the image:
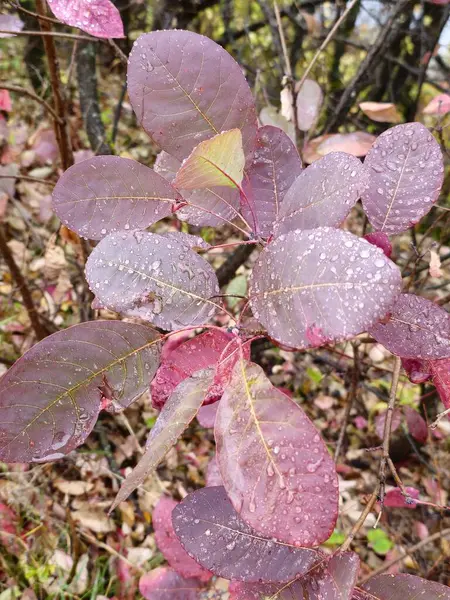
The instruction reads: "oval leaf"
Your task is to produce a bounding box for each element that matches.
[354,574,450,600]
[111,369,214,510]
[296,79,323,132]
[52,156,181,240]
[384,487,419,508]
[47,0,124,38]
[172,486,321,583]
[174,130,245,190]
[369,294,450,360]
[127,30,257,162]
[242,125,302,237]
[154,151,241,228]
[215,360,339,546]
[430,358,450,418]
[304,132,376,163]
[153,496,212,581]
[139,567,202,600]
[85,231,220,330]
[359,102,402,124]
[361,123,444,234]
[273,153,368,236]
[363,232,392,258]
[0,321,161,463]
[230,552,360,600]
[403,406,427,443]
[250,227,402,350]
[422,93,450,116]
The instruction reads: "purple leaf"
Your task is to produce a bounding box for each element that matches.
[361,123,444,234]
[249,227,402,350]
[384,487,419,508]
[139,567,202,600]
[403,406,428,443]
[150,330,245,410]
[153,497,212,582]
[0,14,24,37]
[354,573,450,600]
[375,409,402,440]
[296,79,323,132]
[127,30,257,162]
[242,125,302,237]
[363,232,392,258]
[401,358,432,384]
[430,358,450,418]
[85,231,220,330]
[273,152,368,236]
[0,321,161,463]
[205,455,222,486]
[229,552,360,599]
[215,360,339,546]
[111,369,213,511]
[172,486,321,583]
[369,294,450,360]
[197,400,219,429]
[46,0,124,38]
[154,151,241,228]
[52,156,181,240]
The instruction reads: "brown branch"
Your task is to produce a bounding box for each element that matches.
[217,244,256,288]
[0,174,55,186]
[335,342,360,461]
[0,84,63,124]
[340,486,380,552]
[0,29,98,42]
[0,224,48,340]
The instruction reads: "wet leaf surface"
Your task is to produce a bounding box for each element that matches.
[47,0,124,38]
[139,567,202,600]
[354,573,450,599]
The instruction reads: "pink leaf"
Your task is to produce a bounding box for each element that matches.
[46,0,124,38]
[423,94,450,114]
[229,552,360,599]
[295,79,323,132]
[31,128,59,165]
[375,409,402,440]
[430,358,450,417]
[401,358,432,384]
[303,132,376,163]
[359,102,402,124]
[139,567,202,600]
[355,573,450,600]
[242,125,302,237]
[370,294,450,360]
[205,456,223,487]
[363,232,392,258]
[0,14,24,37]
[354,416,368,430]
[150,330,247,410]
[52,156,181,240]
[273,152,368,236]
[197,402,219,429]
[153,497,211,582]
[384,487,419,508]
[215,360,339,546]
[0,90,12,112]
[128,30,257,162]
[403,406,427,443]
[250,228,401,350]
[361,123,444,234]
[173,486,322,583]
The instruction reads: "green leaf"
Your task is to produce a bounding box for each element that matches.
[226,275,248,308]
[367,528,394,555]
[306,367,323,384]
[323,529,346,547]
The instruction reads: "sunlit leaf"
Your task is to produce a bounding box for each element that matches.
[0,321,161,463]
[250,228,402,350]
[259,106,296,142]
[174,130,245,190]
[353,574,450,600]
[361,123,444,234]
[52,157,181,240]
[230,552,360,599]
[153,496,212,581]
[128,30,257,162]
[139,567,202,600]
[47,0,124,38]
[85,231,220,330]
[111,369,213,510]
[273,153,367,236]
[215,360,339,546]
[369,294,450,360]
[242,126,302,237]
[303,132,376,163]
[172,486,321,582]
[359,102,402,124]
[296,80,323,132]
[422,93,450,115]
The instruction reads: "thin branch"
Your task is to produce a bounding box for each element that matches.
[335,342,360,462]
[340,486,380,552]
[7,1,61,25]
[0,29,98,42]
[0,174,55,186]
[0,84,63,124]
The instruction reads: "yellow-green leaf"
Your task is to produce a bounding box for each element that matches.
[174,129,245,190]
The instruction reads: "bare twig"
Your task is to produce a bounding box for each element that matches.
[0,29,98,42]
[340,487,380,552]
[0,84,63,124]
[335,342,360,461]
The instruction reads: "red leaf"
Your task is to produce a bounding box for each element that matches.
[139,567,202,600]
[384,487,419,508]
[197,402,219,429]
[403,406,427,443]
[430,358,450,418]
[375,409,402,440]
[153,497,211,582]
[47,0,124,38]
[0,90,12,112]
[363,232,392,258]
[401,358,431,384]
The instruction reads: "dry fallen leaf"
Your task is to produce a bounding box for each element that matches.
[429,249,443,278]
[44,235,67,280]
[359,101,402,123]
[72,508,116,533]
[53,480,94,496]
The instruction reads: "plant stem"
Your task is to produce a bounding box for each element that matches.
[335,342,360,461]
[0,84,63,123]
[0,224,48,340]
